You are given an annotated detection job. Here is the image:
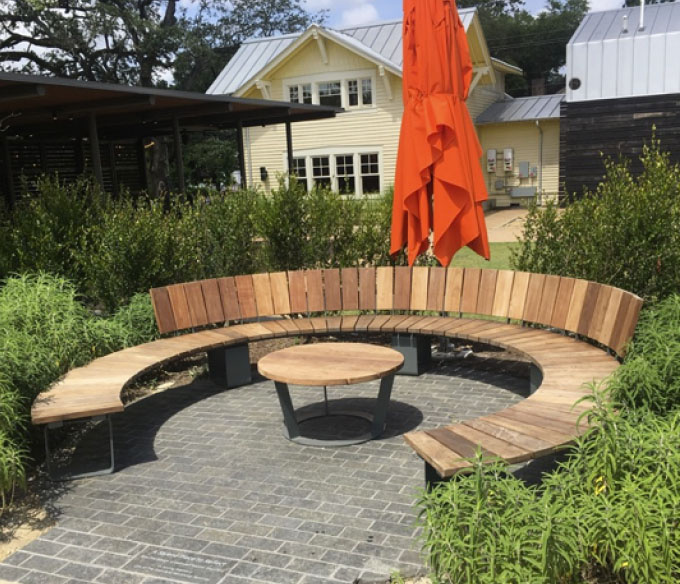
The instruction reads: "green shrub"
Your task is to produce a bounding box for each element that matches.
[1,177,104,285]
[189,190,261,277]
[0,274,158,507]
[607,294,680,413]
[353,189,395,266]
[420,400,680,583]
[512,136,680,301]
[79,196,200,309]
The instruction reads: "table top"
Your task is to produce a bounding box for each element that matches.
[257,342,404,386]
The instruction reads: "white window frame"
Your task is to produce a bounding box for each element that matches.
[283,69,377,111]
[283,146,383,196]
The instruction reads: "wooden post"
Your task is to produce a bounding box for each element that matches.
[136,138,148,194]
[172,117,185,194]
[236,120,246,189]
[88,112,104,189]
[1,135,15,209]
[108,142,120,198]
[285,121,294,177]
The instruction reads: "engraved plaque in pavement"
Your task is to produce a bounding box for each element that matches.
[124,547,234,583]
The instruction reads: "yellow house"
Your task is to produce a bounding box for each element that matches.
[208,11,561,206]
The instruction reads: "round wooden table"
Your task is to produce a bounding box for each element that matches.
[258,342,404,446]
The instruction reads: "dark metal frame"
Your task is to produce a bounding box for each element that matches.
[44,415,115,481]
[274,373,396,447]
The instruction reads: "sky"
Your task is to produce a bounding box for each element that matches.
[304,0,626,28]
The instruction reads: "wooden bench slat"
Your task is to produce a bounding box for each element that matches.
[488,411,575,443]
[235,275,257,320]
[564,278,589,333]
[376,267,394,311]
[610,292,643,355]
[323,269,342,312]
[359,267,377,311]
[537,275,560,324]
[476,269,498,315]
[150,287,176,334]
[217,277,241,322]
[462,419,556,456]
[449,423,532,463]
[507,271,530,321]
[444,267,464,313]
[325,315,343,332]
[410,267,429,311]
[550,277,575,329]
[340,315,359,332]
[460,267,481,313]
[200,279,225,324]
[252,273,275,317]
[426,428,494,459]
[427,267,446,312]
[167,284,192,330]
[393,266,411,310]
[522,273,546,323]
[403,431,473,478]
[306,270,325,313]
[354,314,377,332]
[269,272,291,315]
[183,282,209,327]
[491,270,514,318]
[288,270,307,314]
[341,267,359,311]
[577,282,601,337]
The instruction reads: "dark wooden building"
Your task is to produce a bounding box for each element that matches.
[0,73,339,207]
[560,94,680,197]
[561,3,680,198]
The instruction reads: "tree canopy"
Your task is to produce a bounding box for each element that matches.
[459,0,589,95]
[0,0,325,89]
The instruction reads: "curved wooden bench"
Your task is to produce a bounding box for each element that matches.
[32,267,642,481]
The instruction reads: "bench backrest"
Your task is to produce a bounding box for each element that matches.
[150,267,643,356]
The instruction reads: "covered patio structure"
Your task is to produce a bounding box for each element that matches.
[0,72,339,207]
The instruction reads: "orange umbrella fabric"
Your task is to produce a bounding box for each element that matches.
[390,0,490,266]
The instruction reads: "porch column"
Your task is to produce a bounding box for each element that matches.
[87,112,104,189]
[285,121,294,176]
[172,117,186,194]
[236,120,246,189]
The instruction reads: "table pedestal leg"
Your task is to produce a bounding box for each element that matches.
[274,381,300,440]
[371,373,395,438]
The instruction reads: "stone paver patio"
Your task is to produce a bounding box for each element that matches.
[0,349,529,584]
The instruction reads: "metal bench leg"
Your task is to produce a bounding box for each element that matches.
[208,343,251,388]
[44,415,115,481]
[392,333,432,375]
[425,461,447,491]
[371,373,395,438]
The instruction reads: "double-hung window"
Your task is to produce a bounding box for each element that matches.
[312,156,331,189]
[288,83,312,104]
[286,74,374,109]
[360,153,380,193]
[335,155,355,193]
[290,151,380,195]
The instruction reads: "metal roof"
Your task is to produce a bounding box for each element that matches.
[0,72,339,139]
[207,10,477,95]
[566,3,680,102]
[476,94,564,124]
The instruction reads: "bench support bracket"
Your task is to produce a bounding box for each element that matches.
[44,415,114,481]
[425,461,448,491]
[208,343,251,388]
[392,334,432,375]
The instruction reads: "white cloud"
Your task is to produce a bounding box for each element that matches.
[589,0,625,12]
[340,3,380,26]
[304,0,336,11]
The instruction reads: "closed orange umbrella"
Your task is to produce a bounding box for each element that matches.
[390,0,490,266]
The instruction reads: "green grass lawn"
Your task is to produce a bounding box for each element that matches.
[450,242,518,270]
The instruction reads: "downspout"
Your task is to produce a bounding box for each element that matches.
[535,120,543,205]
[245,127,253,187]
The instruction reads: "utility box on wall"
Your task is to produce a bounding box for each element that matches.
[486,149,497,173]
[519,161,530,178]
[503,148,514,172]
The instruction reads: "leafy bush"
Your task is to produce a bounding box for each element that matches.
[0,274,158,507]
[607,294,680,413]
[512,136,680,301]
[420,400,680,583]
[78,196,200,310]
[0,177,103,285]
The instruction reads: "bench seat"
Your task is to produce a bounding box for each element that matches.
[32,267,642,482]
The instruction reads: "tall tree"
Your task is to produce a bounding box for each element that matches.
[174,0,327,92]
[459,0,588,96]
[0,0,184,86]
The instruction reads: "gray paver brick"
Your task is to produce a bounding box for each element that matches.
[2,354,528,584]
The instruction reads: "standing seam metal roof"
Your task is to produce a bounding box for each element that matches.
[476,94,564,124]
[566,3,680,101]
[207,11,476,95]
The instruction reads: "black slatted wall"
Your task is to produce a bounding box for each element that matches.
[560,93,680,198]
